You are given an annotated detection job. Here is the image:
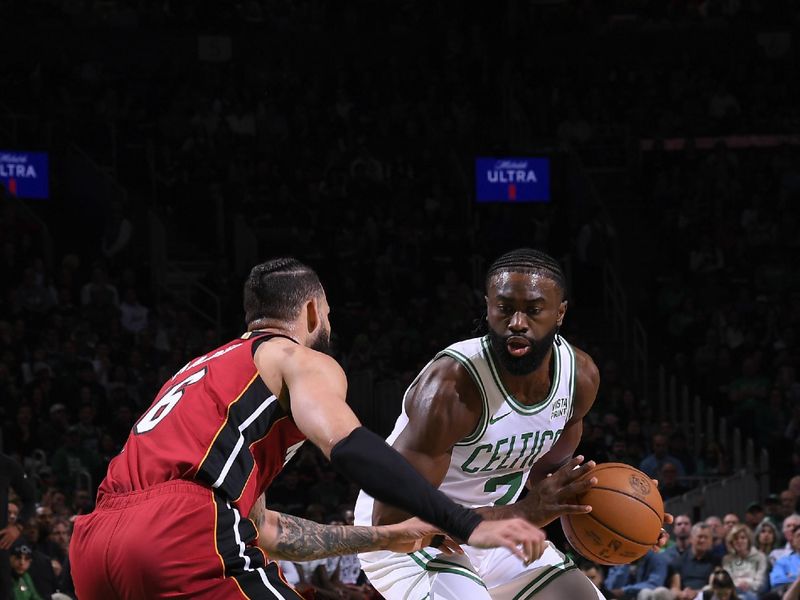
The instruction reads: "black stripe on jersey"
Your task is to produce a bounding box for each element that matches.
[196,375,286,500]
[212,494,303,599]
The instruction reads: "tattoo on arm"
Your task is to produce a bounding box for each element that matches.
[272,513,390,561]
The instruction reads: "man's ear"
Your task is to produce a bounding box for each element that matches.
[305,296,320,334]
[557,300,568,327]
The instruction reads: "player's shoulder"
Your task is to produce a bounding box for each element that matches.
[404,353,483,435]
[254,336,344,380]
[571,345,599,384]
[407,353,482,408]
[564,342,600,398]
[422,349,481,386]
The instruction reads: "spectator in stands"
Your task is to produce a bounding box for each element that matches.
[698,567,739,600]
[721,523,767,600]
[663,514,693,562]
[70,490,92,517]
[771,514,800,565]
[790,477,800,499]
[50,426,100,493]
[669,523,721,599]
[9,540,42,600]
[47,518,70,571]
[79,265,119,309]
[37,403,69,455]
[743,503,766,530]
[607,437,636,467]
[43,489,70,519]
[579,562,609,596]
[754,518,782,564]
[119,289,148,334]
[722,514,740,538]
[765,495,783,526]
[23,542,59,600]
[1,453,36,600]
[769,525,800,597]
[33,507,52,544]
[697,442,730,477]
[658,462,691,500]
[706,516,728,559]
[3,406,41,460]
[781,490,799,519]
[605,550,669,599]
[669,432,696,475]
[640,433,686,478]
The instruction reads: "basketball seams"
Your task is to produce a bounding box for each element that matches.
[581,510,657,547]
[586,485,664,523]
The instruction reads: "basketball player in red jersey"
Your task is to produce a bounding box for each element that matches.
[70,258,545,599]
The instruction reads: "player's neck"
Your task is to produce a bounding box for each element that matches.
[496,349,555,400]
[247,320,302,344]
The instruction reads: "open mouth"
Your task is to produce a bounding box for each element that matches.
[506,336,531,357]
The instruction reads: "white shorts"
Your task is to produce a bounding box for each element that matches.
[358,541,604,600]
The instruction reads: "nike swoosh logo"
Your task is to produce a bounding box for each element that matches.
[489,411,512,424]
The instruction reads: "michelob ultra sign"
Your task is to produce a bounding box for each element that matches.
[475,157,550,203]
[0,151,49,199]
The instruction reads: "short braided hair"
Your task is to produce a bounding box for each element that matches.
[243,258,324,324]
[485,248,566,298]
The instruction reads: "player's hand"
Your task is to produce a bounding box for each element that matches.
[466,518,546,565]
[653,512,673,550]
[383,517,464,555]
[0,525,22,550]
[517,455,596,527]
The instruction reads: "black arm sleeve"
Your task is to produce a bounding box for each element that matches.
[329,427,482,541]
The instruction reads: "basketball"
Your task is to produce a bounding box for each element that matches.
[560,462,664,565]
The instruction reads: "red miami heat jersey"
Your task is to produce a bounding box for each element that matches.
[99,332,306,518]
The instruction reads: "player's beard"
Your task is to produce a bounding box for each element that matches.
[310,327,331,355]
[487,324,558,376]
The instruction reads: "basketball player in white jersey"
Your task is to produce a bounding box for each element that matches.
[355,248,669,599]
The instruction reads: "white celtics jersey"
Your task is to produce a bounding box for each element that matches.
[355,334,577,526]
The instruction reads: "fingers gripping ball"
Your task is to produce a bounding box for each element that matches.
[560,463,664,565]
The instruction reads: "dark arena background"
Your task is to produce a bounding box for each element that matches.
[2,2,800,599]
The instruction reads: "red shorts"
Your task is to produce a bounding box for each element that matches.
[70,480,301,599]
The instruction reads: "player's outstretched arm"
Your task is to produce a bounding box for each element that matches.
[250,496,460,560]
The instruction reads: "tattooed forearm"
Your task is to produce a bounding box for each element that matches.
[250,495,268,530]
[272,513,391,561]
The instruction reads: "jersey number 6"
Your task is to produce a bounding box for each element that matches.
[134,368,207,434]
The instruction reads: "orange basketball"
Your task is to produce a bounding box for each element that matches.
[560,462,664,565]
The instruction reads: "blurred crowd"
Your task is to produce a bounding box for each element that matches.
[2,1,800,599]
